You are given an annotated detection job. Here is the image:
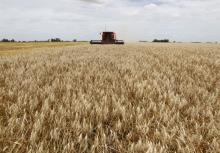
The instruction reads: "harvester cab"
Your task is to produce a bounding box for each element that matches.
[90,32,124,45]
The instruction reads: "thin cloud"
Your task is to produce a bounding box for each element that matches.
[0,0,219,42]
[79,0,108,4]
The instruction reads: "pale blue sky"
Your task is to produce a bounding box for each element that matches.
[0,0,220,42]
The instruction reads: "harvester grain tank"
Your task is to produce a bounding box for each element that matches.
[90,32,124,44]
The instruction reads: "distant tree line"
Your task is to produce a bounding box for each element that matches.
[1,38,16,42]
[191,42,201,43]
[1,38,79,42]
[50,38,62,42]
[49,38,78,42]
[153,39,170,43]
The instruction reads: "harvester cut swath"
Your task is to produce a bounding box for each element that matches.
[90,32,124,45]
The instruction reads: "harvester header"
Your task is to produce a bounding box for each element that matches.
[90,32,124,45]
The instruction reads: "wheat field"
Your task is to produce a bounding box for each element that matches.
[0,43,220,153]
[0,42,85,56]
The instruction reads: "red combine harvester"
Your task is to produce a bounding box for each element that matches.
[90,32,124,44]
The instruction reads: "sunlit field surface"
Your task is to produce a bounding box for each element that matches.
[0,42,86,56]
[0,43,220,152]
